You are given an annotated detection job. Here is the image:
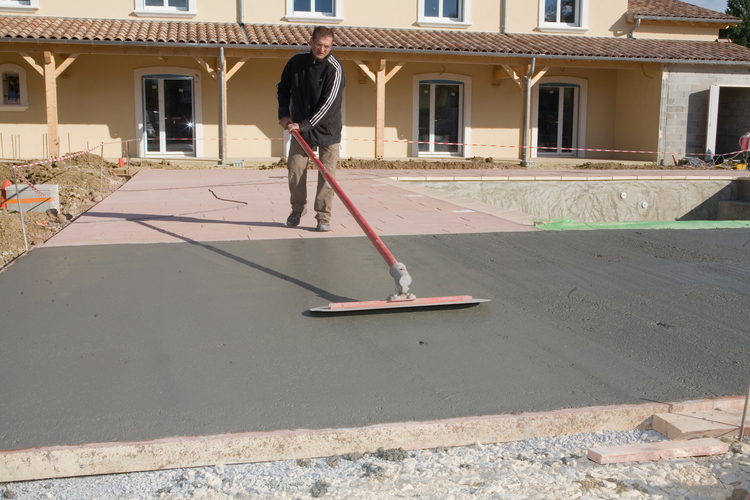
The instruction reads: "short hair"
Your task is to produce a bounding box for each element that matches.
[311,26,334,41]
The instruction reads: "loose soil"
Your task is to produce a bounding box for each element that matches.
[0,155,719,271]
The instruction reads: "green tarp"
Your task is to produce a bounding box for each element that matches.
[536,217,750,231]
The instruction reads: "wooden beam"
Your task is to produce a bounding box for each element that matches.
[501,64,523,91]
[529,66,550,88]
[194,56,217,80]
[375,59,386,158]
[383,61,405,84]
[354,60,376,83]
[19,52,44,76]
[225,56,249,81]
[43,51,59,158]
[54,53,80,78]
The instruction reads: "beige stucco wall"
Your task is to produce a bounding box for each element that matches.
[0,51,665,162]
[613,66,662,161]
[6,0,500,32]
[505,0,629,37]
[5,0,237,23]
[630,25,722,41]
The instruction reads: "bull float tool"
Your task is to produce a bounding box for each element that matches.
[291,130,490,313]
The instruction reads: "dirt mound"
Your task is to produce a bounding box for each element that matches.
[0,154,124,269]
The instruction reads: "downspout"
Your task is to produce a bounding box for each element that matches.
[237,0,244,24]
[520,57,535,167]
[219,45,227,165]
[501,0,507,34]
[628,18,641,39]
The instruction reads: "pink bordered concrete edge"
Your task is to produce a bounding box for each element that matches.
[0,395,745,483]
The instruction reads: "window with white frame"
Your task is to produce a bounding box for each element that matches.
[285,0,343,23]
[0,64,28,111]
[0,0,38,12]
[417,0,471,27]
[412,73,472,158]
[538,0,588,33]
[134,0,196,18]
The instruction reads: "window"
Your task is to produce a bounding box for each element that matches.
[538,0,588,33]
[134,68,203,157]
[285,0,343,23]
[417,0,471,27]
[0,0,38,12]
[531,77,588,158]
[412,74,472,158]
[0,65,28,111]
[134,0,196,18]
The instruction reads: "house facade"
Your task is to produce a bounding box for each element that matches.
[0,0,748,164]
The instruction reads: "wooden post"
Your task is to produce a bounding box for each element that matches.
[43,51,60,158]
[375,59,386,158]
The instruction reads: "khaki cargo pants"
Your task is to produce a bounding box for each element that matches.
[287,139,339,223]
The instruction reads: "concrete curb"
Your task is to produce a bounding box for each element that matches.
[0,396,744,482]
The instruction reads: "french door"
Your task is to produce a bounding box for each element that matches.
[143,76,195,156]
[537,83,579,156]
[418,81,463,156]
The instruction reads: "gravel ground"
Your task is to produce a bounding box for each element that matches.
[2,430,749,500]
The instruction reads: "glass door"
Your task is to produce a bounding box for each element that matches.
[537,84,578,156]
[418,81,463,156]
[143,76,195,156]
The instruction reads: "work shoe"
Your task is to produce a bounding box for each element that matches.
[286,208,306,227]
[316,221,331,232]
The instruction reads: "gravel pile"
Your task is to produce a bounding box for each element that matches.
[2,430,749,500]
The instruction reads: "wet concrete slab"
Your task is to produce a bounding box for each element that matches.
[2,228,749,451]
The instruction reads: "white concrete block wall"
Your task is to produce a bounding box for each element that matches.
[660,64,750,163]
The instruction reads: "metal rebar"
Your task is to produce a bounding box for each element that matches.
[739,373,750,440]
[99,143,104,192]
[12,167,29,253]
[219,45,227,166]
[520,57,536,167]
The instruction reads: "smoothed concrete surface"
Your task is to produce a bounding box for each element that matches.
[1,229,749,451]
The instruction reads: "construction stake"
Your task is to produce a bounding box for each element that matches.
[100,143,104,192]
[740,373,750,440]
[12,167,29,252]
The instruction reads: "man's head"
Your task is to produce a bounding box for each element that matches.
[310,26,334,61]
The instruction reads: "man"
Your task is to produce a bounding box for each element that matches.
[277,26,345,232]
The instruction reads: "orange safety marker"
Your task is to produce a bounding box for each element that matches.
[0,179,10,210]
[4,197,56,205]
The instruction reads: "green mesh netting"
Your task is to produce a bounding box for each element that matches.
[535,217,750,231]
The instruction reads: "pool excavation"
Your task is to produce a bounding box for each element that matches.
[406,177,750,228]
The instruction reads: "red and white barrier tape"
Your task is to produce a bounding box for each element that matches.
[137,135,748,158]
[7,134,746,200]
[11,143,103,197]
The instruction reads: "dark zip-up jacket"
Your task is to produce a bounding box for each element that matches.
[277,51,345,148]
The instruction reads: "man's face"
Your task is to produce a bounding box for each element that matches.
[310,35,333,61]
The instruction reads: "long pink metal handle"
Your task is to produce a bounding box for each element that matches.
[291,130,398,268]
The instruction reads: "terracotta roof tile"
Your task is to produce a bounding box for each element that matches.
[1,16,749,63]
[628,0,738,21]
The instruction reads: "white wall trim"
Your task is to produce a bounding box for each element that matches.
[133,67,203,158]
[417,0,471,26]
[0,0,38,13]
[537,0,588,31]
[531,76,588,158]
[412,73,472,158]
[134,0,196,18]
[285,0,344,23]
[0,63,29,111]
